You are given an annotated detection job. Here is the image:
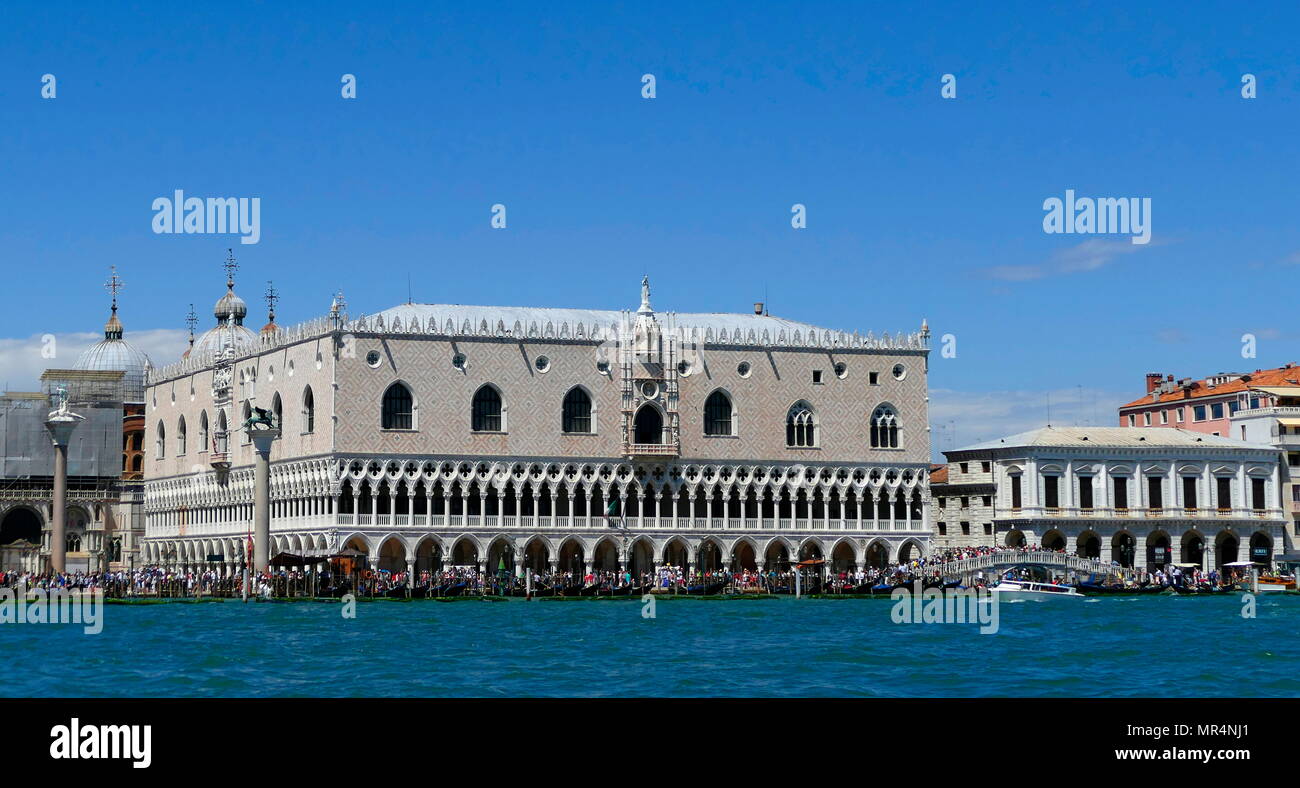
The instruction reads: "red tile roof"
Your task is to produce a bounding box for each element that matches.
[1118,364,1300,410]
[929,464,948,484]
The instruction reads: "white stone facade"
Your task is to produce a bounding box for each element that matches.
[142,282,934,576]
[947,427,1288,571]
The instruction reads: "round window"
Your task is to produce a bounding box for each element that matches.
[640,381,659,399]
[834,362,847,379]
[596,360,611,375]
[535,355,550,373]
[365,351,381,368]
[892,363,906,381]
[452,353,467,370]
[737,361,751,378]
[677,360,691,376]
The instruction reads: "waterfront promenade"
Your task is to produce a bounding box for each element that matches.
[0,545,1268,599]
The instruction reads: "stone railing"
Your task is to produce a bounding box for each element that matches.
[931,550,1114,577]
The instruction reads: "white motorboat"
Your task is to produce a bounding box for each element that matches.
[991,579,1083,600]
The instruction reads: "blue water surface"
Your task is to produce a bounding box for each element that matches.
[3,595,1296,697]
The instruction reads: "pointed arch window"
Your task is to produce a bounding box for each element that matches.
[633,404,664,444]
[198,410,209,453]
[382,382,414,430]
[870,405,900,449]
[156,421,166,458]
[176,415,187,456]
[472,385,503,432]
[786,402,816,448]
[562,387,592,434]
[215,410,229,454]
[704,390,734,436]
[271,392,283,431]
[302,386,315,434]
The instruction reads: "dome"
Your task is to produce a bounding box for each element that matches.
[190,322,258,360]
[74,309,153,403]
[214,287,248,322]
[190,270,257,360]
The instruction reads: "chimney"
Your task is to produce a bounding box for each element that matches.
[1145,373,1162,393]
[754,302,764,315]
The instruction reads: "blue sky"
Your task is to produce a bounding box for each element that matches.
[1,1,1296,452]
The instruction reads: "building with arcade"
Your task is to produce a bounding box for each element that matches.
[141,264,934,578]
[944,426,1288,571]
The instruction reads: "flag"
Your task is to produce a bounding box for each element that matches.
[604,498,626,530]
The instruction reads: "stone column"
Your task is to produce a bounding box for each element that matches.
[44,407,83,574]
[247,426,280,572]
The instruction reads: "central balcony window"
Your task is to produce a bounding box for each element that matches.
[1044,475,1060,512]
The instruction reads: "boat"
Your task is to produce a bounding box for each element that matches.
[991,579,1083,600]
[684,581,728,595]
[1073,582,1131,595]
[433,582,467,598]
[1257,574,1296,592]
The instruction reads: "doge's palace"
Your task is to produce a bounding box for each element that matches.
[142,266,933,578]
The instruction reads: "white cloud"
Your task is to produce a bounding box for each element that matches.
[929,385,1132,460]
[0,329,189,393]
[979,238,1151,282]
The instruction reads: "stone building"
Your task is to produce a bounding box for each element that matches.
[945,426,1287,571]
[141,268,934,578]
[929,458,996,550]
[0,269,153,573]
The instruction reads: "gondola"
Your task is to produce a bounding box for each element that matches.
[433,581,467,598]
[1073,582,1131,595]
[870,583,897,595]
[384,586,411,598]
[684,581,728,595]
[610,583,646,596]
[579,582,604,596]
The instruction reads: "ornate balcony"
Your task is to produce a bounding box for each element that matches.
[624,442,679,458]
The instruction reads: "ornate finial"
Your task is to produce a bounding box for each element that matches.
[223,248,238,289]
[186,304,198,345]
[330,290,347,330]
[264,281,279,323]
[638,275,652,314]
[104,266,123,314]
[920,318,930,338]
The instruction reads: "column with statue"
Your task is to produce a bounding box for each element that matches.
[44,385,84,574]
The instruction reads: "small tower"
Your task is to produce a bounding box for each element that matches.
[103,266,124,339]
[182,304,198,359]
[261,280,280,338]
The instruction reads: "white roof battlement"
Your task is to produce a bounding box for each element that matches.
[148,299,928,385]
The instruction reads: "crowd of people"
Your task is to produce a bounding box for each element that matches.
[0,542,1275,598]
